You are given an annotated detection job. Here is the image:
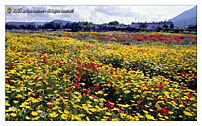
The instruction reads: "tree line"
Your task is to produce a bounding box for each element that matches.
[5,21,196,33]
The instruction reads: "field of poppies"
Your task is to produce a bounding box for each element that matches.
[5,31,197,121]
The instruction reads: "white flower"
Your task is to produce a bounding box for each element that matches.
[9,106,17,111]
[40,112,47,118]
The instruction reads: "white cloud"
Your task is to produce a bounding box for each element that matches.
[5,5,195,24]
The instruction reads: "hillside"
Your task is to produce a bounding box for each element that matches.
[169,6,197,28]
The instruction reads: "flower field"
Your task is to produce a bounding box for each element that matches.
[5,31,197,121]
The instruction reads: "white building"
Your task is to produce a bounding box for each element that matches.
[130,21,174,29]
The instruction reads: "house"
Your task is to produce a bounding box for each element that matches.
[130,21,174,29]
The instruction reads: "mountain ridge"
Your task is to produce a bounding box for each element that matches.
[169,6,197,28]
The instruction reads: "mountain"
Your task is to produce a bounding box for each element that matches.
[169,6,197,28]
[6,22,46,25]
[51,20,71,26]
[6,20,71,26]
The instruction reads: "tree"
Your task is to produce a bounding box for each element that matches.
[44,22,56,30]
[162,25,168,29]
[188,25,197,29]
[108,21,120,26]
[139,23,148,28]
[55,23,63,30]
[6,24,20,30]
[170,23,174,29]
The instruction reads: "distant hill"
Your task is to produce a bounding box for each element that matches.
[6,22,46,25]
[169,6,197,28]
[51,20,71,26]
[6,20,71,26]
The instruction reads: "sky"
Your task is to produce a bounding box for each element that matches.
[5,5,195,24]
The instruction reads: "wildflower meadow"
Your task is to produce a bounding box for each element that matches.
[5,31,197,121]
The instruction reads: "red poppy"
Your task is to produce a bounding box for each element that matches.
[154,110,159,113]
[34,77,39,80]
[66,87,73,92]
[48,105,54,109]
[140,105,145,109]
[118,77,122,81]
[36,94,40,98]
[181,86,185,90]
[163,99,167,103]
[127,79,131,82]
[159,84,164,88]
[82,78,87,81]
[74,83,80,89]
[92,95,96,98]
[153,97,158,102]
[76,67,79,70]
[118,109,122,113]
[76,77,80,82]
[93,84,99,89]
[9,64,13,67]
[85,69,89,73]
[138,98,143,102]
[188,94,193,98]
[7,78,12,84]
[106,102,114,108]
[100,90,104,94]
[85,88,91,93]
[92,66,96,70]
[144,83,148,86]
[161,108,169,115]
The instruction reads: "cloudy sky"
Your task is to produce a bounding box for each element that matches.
[5,5,195,24]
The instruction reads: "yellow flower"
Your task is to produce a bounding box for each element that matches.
[6,101,11,106]
[192,103,197,107]
[26,116,31,120]
[143,110,148,114]
[5,113,10,118]
[64,109,69,114]
[10,113,17,117]
[61,114,68,120]
[13,100,19,104]
[89,96,94,99]
[112,118,119,121]
[49,111,58,117]
[179,104,185,107]
[179,115,183,118]
[168,111,174,114]
[145,114,154,120]
[106,112,112,116]
[31,111,38,116]
[159,118,165,121]
[32,116,40,121]
[86,116,90,121]
[9,106,17,111]
[184,111,193,116]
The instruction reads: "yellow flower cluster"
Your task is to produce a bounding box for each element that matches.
[5,31,197,121]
